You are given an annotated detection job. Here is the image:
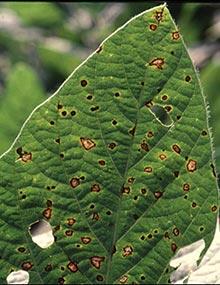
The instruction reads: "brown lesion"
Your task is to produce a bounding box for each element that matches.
[149,23,157,31]
[43,207,52,219]
[154,9,164,23]
[81,236,91,244]
[80,137,96,150]
[108,142,117,149]
[98,160,106,166]
[144,166,152,173]
[123,245,133,257]
[90,256,105,269]
[21,261,33,271]
[141,141,149,152]
[171,243,177,253]
[154,191,163,199]
[67,218,76,226]
[186,159,197,172]
[211,205,217,212]
[172,144,181,154]
[159,153,166,160]
[145,100,153,108]
[173,227,180,236]
[147,131,154,138]
[149,57,165,70]
[121,186,130,194]
[165,105,172,112]
[45,264,52,272]
[172,31,180,40]
[92,212,100,221]
[70,177,80,189]
[91,184,101,192]
[183,183,190,192]
[128,177,135,184]
[16,147,32,163]
[119,275,128,284]
[65,230,73,237]
[67,261,78,272]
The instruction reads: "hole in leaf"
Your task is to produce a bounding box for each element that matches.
[29,220,54,249]
[6,270,29,285]
[148,104,173,126]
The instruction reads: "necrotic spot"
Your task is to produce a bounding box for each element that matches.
[162,95,168,101]
[50,121,55,125]
[71,110,76,116]
[60,153,64,159]
[61,111,67,116]
[114,92,120,97]
[91,106,99,112]
[81,79,87,87]
[96,275,104,281]
[185,75,191,82]
[112,119,117,125]
[87,94,93,100]
[98,160,106,166]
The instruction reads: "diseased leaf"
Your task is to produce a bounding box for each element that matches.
[0,4,218,284]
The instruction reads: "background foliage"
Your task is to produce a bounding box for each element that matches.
[0,2,219,184]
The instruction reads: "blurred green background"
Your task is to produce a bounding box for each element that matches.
[0,2,219,183]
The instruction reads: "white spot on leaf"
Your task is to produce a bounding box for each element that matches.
[7,270,29,284]
[29,219,54,249]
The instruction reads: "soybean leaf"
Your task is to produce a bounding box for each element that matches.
[0,63,45,155]
[0,4,218,284]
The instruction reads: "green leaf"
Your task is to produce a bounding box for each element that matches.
[0,4,218,284]
[0,63,45,155]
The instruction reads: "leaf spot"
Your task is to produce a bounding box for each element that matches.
[21,262,33,271]
[96,275,104,281]
[154,191,163,199]
[173,228,180,236]
[43,208,52,219]
[123,245,133,257]
[119,275,128,284]
[185,75,191,82]
[98,160,106,166]
[45,264,53,272]
[147,130,154,138]
[92,212,100,221]
[172,144,181,154]
[90,256,105,269]
[91,106,99,112]
[80,137,96,150]
[96,45,103,53]
[161,94,168,100]
[144,166,152,173]
[122,186,130,194]
[67,261,78,272]
[129,125,136,136]
[91,184,101,192]
[70,177,80,189]
[183,183,190,192]
[210,163,217,177]
[159,153,166,160]
[149,57,165,70]
[172,31,180,40]
[67,218,76,226]
[81,236,92,244]
[211,205,217,212]
[141,141,149,152]
[186,159,197,172]
[171,243,177,253]
[149,23,157,31]
[65,230,73,237]
[81,79,87,87]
